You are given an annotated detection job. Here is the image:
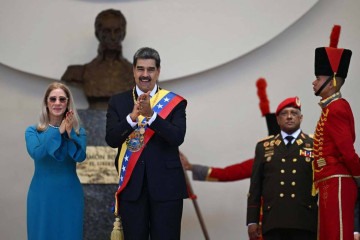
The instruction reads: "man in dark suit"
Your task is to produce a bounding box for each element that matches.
[247,97,317,240]
[105,47,188,240]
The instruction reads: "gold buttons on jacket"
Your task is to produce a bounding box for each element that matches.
[291,194,295,198]
[292,169,297,174]
[282,158,286,162]
[280,193,284,197]
[291,181,296,186]
[280,181,285,185]
[281,169,285,173]
[293,158,297,162]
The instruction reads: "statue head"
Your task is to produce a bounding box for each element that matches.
[95,9,127,51]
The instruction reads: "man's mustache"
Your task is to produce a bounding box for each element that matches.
[139,76,151,81]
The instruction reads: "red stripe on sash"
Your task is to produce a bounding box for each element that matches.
[113,93,184,215]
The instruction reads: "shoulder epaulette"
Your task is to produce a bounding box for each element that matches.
[258,135,274,142]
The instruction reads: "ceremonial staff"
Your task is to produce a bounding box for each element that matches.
[183,167,210,240]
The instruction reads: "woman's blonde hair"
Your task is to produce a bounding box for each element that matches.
[37,81,81,134]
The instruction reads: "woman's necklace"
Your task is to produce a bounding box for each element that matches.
[48,123,60,129]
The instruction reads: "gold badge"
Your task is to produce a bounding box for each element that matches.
[306,157,311,162]
[296,139,303,145]
[139,127,145,134]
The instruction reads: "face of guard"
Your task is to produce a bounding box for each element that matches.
[133,59,160,93]
[312,75,334,98]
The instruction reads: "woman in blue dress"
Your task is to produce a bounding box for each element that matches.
[25,82,87,240]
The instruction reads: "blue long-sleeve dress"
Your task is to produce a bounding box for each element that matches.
[25,125,86,240]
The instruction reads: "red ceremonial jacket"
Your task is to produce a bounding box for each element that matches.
[313,93,360,182]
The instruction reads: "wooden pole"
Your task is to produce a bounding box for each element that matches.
[183,169,210,240]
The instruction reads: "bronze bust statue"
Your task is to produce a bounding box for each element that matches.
[61,9,134,109]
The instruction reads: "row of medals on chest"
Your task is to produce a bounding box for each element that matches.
[263,137,312,163]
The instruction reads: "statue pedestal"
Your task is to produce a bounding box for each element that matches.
[78,109,118,240]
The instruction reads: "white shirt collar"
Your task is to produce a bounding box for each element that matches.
[281,128,301,141]
[135,84,158,98]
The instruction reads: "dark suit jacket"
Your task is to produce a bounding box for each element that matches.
[247,132,318,234]
[105,89,188,201]
[355,188,360,232]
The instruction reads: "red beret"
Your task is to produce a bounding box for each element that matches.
[276,97,301,115]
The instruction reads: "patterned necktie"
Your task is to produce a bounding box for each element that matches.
[285,136,294,148]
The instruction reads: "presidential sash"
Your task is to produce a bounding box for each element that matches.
[113,89,185,215]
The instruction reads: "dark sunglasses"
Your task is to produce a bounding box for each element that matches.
[48,96,68,103]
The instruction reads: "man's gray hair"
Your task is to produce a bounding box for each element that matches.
[133,47,161,68]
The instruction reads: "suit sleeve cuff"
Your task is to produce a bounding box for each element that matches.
[147,112,157,126]
[191,164,210,181]
[126,114,138,128]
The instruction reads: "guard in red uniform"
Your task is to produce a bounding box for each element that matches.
[312,25,360,240]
